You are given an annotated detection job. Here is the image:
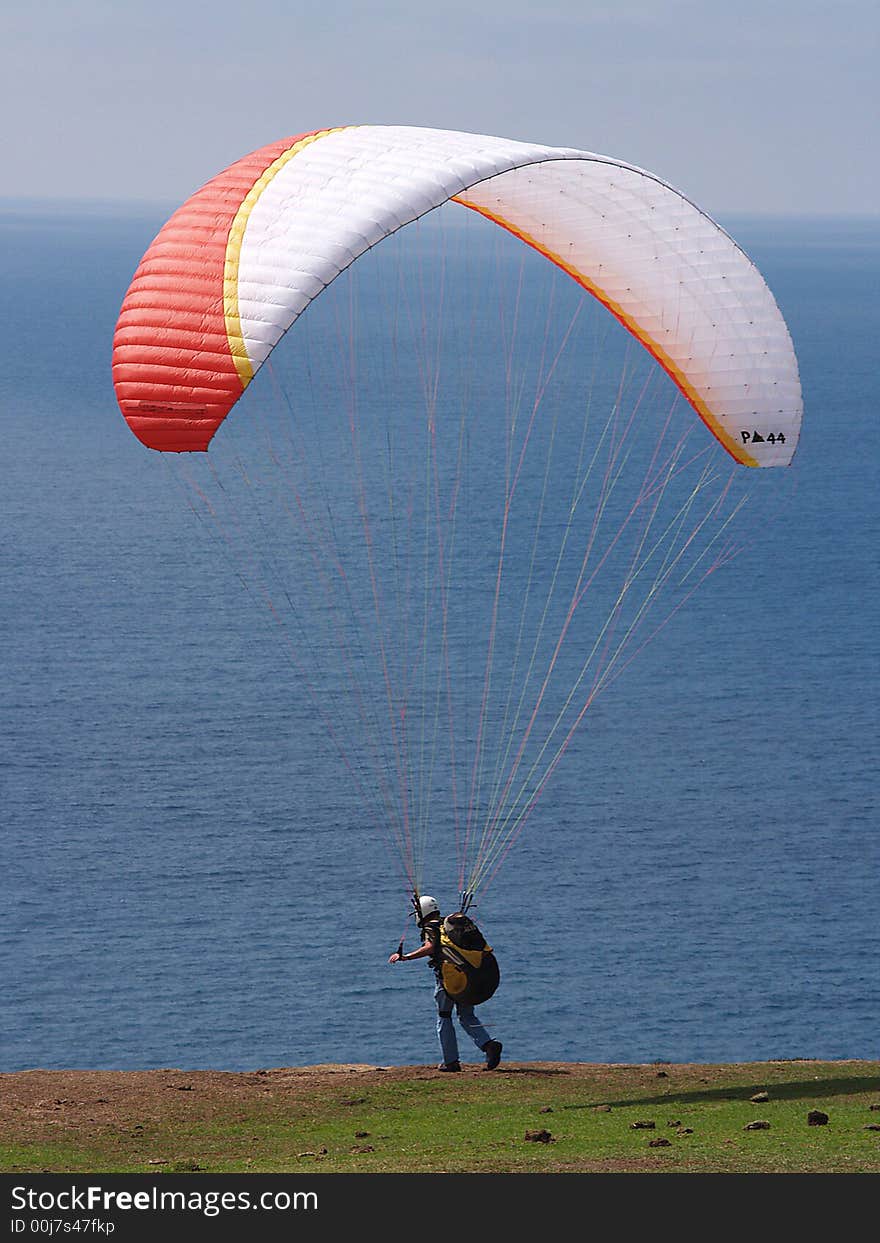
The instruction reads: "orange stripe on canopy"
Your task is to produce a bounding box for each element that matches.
[451,195,760,468]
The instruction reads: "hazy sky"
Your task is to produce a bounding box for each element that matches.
[4,0,877,214]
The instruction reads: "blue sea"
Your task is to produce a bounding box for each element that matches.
[1,201,877,1071]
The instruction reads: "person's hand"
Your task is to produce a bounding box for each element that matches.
[388,952,401,964]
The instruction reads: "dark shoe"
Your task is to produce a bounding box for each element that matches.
[483,1040,503,1071]
[437,1061,461,1072]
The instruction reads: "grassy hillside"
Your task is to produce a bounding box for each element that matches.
[2,1060,879,1174]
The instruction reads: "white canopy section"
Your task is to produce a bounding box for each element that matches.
[231,125,801,466]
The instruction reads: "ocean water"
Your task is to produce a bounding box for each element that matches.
[1,202,877,1071]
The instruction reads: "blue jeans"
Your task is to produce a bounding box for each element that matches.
[435,982,492,1064]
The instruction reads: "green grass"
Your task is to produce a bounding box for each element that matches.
[3,1061,879,1173]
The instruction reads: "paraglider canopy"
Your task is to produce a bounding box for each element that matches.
[113,125,801,465]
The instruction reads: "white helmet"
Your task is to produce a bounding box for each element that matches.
[417,895,439,920]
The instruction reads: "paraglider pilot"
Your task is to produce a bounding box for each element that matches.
[389,895,503,1072]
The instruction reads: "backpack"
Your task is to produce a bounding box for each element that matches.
[438,912,500,1006]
